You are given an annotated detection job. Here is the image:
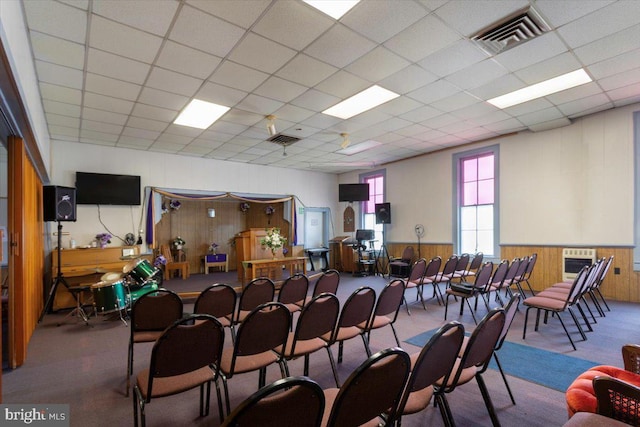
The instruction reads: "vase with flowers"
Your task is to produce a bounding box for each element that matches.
[173,236,185,250]
[209,242,219,255]
[260,227,287,259]
[96,233,112,249]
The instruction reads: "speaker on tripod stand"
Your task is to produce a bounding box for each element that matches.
[374,203,391,277]
[39,186,86,324]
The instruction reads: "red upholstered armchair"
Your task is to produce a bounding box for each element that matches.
[566,344,640,417]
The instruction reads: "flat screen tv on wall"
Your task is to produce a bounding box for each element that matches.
[76,172,141,205]
[338,183,369,202]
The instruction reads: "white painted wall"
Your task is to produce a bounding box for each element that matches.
[50,140,339,250]
[340,103,638,247]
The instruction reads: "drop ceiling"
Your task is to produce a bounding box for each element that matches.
[21,0,640,174]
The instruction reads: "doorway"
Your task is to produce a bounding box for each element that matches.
[303,208,330,270]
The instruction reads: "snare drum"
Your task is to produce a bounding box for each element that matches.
[92,279,128,314]
[100,272,123,283]
[127,280,159,306]
[123,258,159,290]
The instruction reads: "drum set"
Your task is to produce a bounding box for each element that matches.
[90,258,163,323]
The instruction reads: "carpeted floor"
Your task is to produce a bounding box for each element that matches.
[406,328,601,392]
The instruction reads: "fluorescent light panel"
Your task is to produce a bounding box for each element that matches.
[304,0,360,19]
[174,99,230,129]
[488,69,592,109]
[337,139,381,155]
[323,85,400,119]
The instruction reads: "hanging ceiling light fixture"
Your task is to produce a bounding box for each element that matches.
[340,133,350,149]
[266,115,277,136]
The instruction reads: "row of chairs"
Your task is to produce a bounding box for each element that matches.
[129,277,407,426]
[223,293,521,427]
[522,256,613,350]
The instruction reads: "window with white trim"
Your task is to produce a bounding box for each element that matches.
[361,171,385,250]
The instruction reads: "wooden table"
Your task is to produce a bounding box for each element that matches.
[241,257,307,286]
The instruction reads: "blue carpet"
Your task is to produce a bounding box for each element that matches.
[405,329,600,392]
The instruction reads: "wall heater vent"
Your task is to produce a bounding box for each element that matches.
[562,248,596,282]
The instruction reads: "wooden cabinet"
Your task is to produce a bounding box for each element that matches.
[234,229,284,281]
[329,236,357,273]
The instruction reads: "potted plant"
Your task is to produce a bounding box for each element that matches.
[173,236,185,250]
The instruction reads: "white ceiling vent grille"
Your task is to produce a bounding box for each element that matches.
[266,133,301,146]
[471,7,551,56]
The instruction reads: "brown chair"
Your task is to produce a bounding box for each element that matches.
[459,252,484,280]
[159,244,189,280]
[126,289,183,397]
[389,246,415,278]
[321,347,411,427]
[593,376,640,425]
[234,277,275,326]
[194,283,237,340]
[221,376,325,427]
[278,273,309,315]
[431,254,459,298]
[421,256,444,306]
[623,344,640,374]
[395,321,465,427]
[133,314,225,426]
[484,259,510,307]
[365,279,405,351]
[311,269,340,298]
[444,261,494,324]
[326,286,376,366]
[282,293,340,386]
[452,253,470,280]
[402,257,428,314]
[219,302,291,414]
[510,254,531,297]
[438,308,506,427]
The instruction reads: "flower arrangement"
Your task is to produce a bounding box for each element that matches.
[161,202,168,214]
[169,200,181,210]
[96,233,112,249]
[209,242,219,254]
[154,255,167,267]
[239,202,250,212]
[173,236,185,248]
[265,205,275,215]
[260,227,287,258]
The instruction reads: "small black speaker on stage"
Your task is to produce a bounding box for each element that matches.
[44,186,77,222]
[375,202,391,224]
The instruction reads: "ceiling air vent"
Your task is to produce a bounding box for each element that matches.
[266,133,301,146]
[471,6,551,56]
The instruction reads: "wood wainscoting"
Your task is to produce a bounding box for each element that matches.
[386,243,639,303]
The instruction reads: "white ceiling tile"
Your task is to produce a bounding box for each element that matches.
[46,113,80,128]
[556,1,640,48]
[117,136,154,149]
[384,14,461,62]
[276,54,338,87]
[407,79,461,104]
[126,116,168,132]
[23,0,87,43]
[207,120,249,135]
[58,0,89,10]
[92,0,179,36]
[209,61,270,93]
[85,73,142,101]
[80,129,119,142]
[546,82,603,105]
[514,52,583,85]
[482,117,526,133]
[83,92,134,115]
[131,103,178,122]
[557,94,613,117]
[434,0,529,37]
[598,67,640,92]
[502,97,554,117]
[254,77,308,103]
[138,88,190,111]
[341,0,427,43]
[162,125,202,138]
[516,106,565,126]
[419,39,488,77]
[81,119,123,135]
[43,99,81,118]
[89,15,162,63]
[380,65,438,95]
[81,107,128,126]
[39,82,82,105]
[35,60,83,89]
[30,32,85,70]
[218,109,263,126]
[573,24,640,66]
[376,97,424,117]
[465,109,513,127]
[252,0,333,50]
[535,0,614,27]
[145,67,203,97]
[345,46,411,82]
[86,48,150,85]
[169,5,245,57]
[234,94,284,116]
[228,32,297,74]
[272,104,316,123]
[609,83,640,104]
[468,73,525,100]
[399,105,443,123]
[48,125,79,138]
[195,82,247,108]
[156,41,222,80]
[445,59,509,90]
[305,24,376,69]
[291,89,340,112]
[420,113,461,130]
[495,32,568,72]
[314,71,370,99]
[122,126,161,141]
[179,145,213,156]
[588,49,640,80]
[430,92,480,112]
[186,0,270,28]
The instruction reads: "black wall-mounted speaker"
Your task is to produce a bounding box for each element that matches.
[44,186,77,222]
[375,203,391,224]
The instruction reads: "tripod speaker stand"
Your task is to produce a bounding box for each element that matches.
[39,221,91,325]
